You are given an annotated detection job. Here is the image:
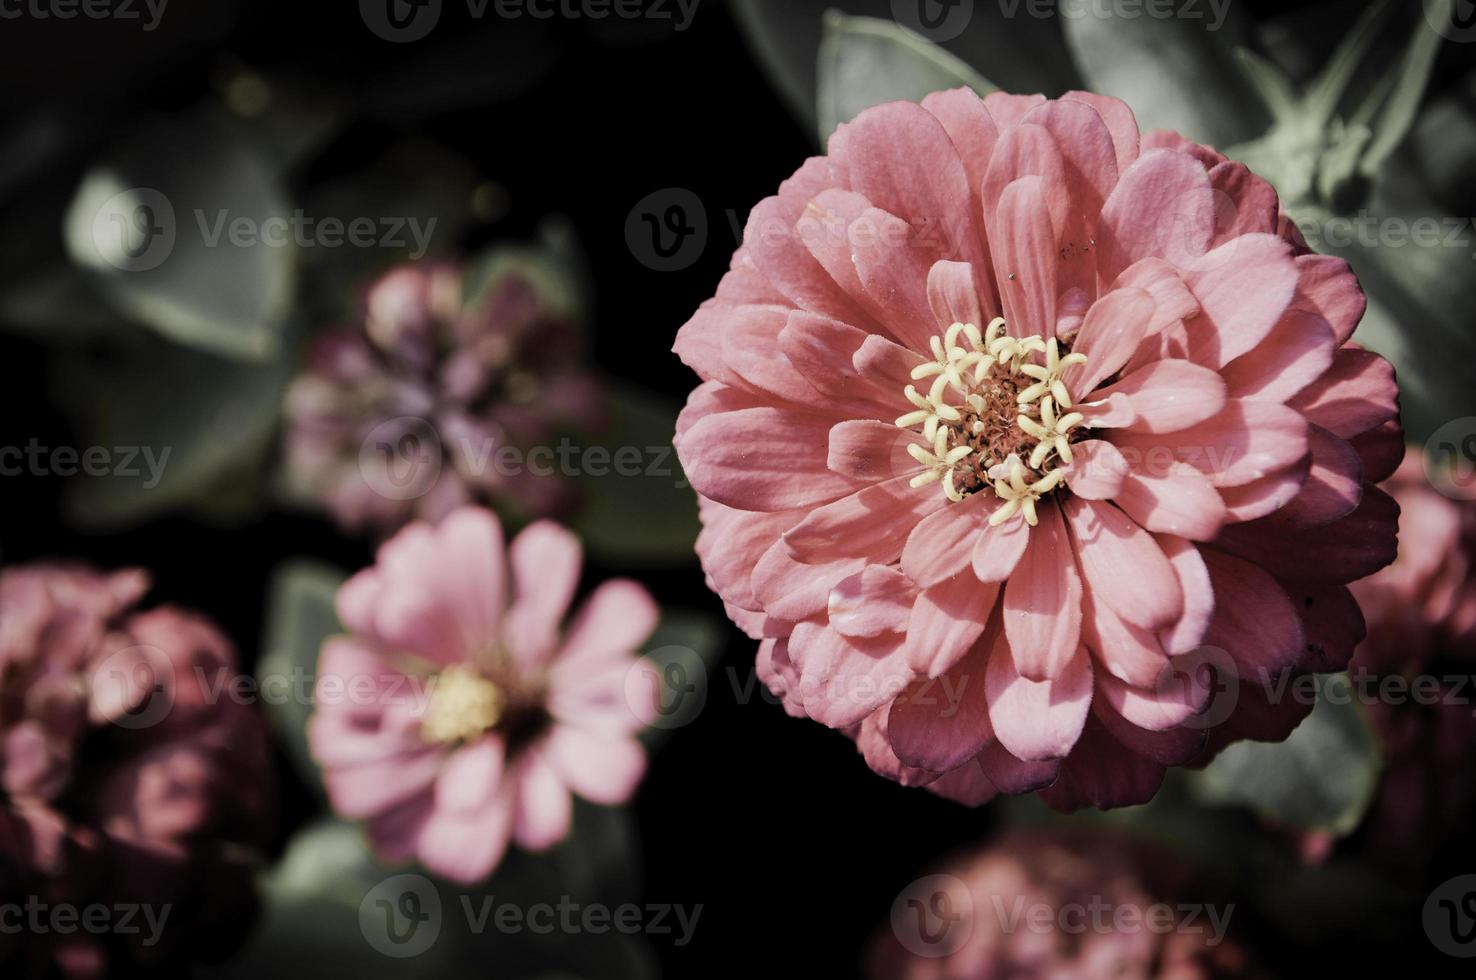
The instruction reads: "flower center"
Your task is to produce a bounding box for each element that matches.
[421,664,506,745]
[894,318,1087,525]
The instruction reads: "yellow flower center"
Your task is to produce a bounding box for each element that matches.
[421,664,506,745]
[894,318,1087,524]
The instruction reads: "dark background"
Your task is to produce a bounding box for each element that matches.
[0,0,1469,975]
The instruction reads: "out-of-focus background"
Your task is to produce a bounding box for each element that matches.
[3,0,1476,976]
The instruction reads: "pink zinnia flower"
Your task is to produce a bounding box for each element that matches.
[0,564,273,978]
[868,827,1265,979]
[309,506,659,883]
[283,260,606,537]
[673,90,1402,808]
[1337,449,1476,877]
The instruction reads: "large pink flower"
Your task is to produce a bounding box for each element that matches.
[309,506,659,884]
[672,90,1402,809]
[0,564,273,978]
[1337,450,1476,877]
[868,827,1264,979]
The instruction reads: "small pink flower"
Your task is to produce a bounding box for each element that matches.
[0,564,273,978]
[310,506,659,884]
[868,827,1264,979]
[283,261,606,537]
[673,90,1402,809]
[1343,449,1476,877]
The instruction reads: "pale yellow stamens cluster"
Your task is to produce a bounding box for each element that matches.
[893,317,1087,523]
[988,455,1065,526]
[421,663,506,745]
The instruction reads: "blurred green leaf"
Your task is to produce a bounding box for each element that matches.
[1189,680,1381,835]
[816,13,996,143]
[51,332,295,528]
[569,384,699,566]
[62,110,295,360]
[1062,0,1264,148]
[1302,0,1389,128]
[259,559,348,799]
[731,0,1076,140]
[209,812,655,980]
[1358,0,1449,176]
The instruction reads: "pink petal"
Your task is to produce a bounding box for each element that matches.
[554,579,659,673]
[972,507,1032,582]
[903,574,1000,677]
[1215,482,1399,583]
[417,786,515,884]
[888,637,994,772]
[1200,548,1305,679]
[1292,254,1365,345]
[1221,309,1335,403]
[1182,233,1299,367]
[1081,588,1169,688]
[853,331,927,390]
[985,634,1093,762]
[1092,360,1227,434]
[1039,717,1166,811]
[752,542,865,624]
[1063,287,1153,397]
[720,304,821,403]
[1113,399,1309,488]
[434,736,506,814]
[827,420,918,482]
[512,750,573,851]
[783,475,945,563]
[1096,149,1214,284]
[978,741,1060,794]
[1063,496,1183,631]
[1206,161,1278,244]
[743,190,872,326]
[1268,425,1363,527]
[828,565,917,638]
[852,206,944,352]
[502,521,582,667]
[1286,347,1399,440]
[545,726,646,805]
[926,259,986,331]
[780,312,896,412]
[1096,656,1211,732]
[1062,440,1129,500]
[991,175,1058,339]
[902,490,995,588]
[1155,536,1215,656]
[1114,461,1227,541]
[1093,698,1206,765]
[1002,501,1083,680]
[679,407,863,511]
[1060,91,1140,172]
[790,622,914,729]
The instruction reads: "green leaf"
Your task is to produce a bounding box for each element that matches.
[62,110,295,361]
[1358,0,1449,176]
[1233,47,1301,124]
[51,332,296,528]
[1303,0,1390,129]
[259,559,348,798]
[1061,0,1265,148]
[817,13,995,144]
[1189,679,1381,835]
[568,384,699,566]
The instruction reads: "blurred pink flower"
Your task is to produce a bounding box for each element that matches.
[868,827,1265,980]
[1342,450,1476,877]
[309,506,659,884]
[284,260,606,537]
[0,564,273,978]
[673,90,1401,809]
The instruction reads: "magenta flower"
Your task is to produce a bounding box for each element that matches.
[284,260,606,537]
[868,827,1264,979]
[1339,450,1476,877]
[0,564,273,978]
[309,506,659,884]
[673,90,1401,809]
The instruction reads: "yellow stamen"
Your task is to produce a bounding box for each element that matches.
[421,664,505,745]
